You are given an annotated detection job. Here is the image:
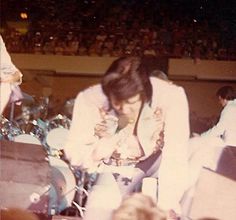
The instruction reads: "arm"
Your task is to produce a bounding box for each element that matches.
[157,87,190,214]
[201,106,228,139]
[0,35,23,84]
[64,91,122,169]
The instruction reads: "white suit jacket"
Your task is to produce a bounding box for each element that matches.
[0,35,20,114]
[65,77,190,212]
[201,99,236,146]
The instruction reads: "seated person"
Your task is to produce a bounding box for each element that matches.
[186,86,236,215]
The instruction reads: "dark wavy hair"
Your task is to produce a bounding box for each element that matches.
[216,86,236,100]
[102,57,152,105]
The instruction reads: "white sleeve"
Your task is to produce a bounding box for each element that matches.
[64,90,119,170]
[63,91,100,168]
[201,106,228,138]
[157,87,190,213]
[0,35,19,77]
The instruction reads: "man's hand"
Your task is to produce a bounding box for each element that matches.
[94,115,118,138]
[0,71,23,84]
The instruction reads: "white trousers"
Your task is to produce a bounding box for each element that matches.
[83,154,162,220]
[181,136,226,217]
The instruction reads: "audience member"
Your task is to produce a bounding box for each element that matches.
[186,86,236,215]
[1,1,235,60]
[112,193,167,220]
[199,85,236,147]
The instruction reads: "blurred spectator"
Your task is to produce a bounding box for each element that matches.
[112,193,167,220]
[1,0,235,60]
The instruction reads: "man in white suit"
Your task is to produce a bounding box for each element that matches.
[64,57,190,219]
[0,35,23,114]
[189,86,236,183]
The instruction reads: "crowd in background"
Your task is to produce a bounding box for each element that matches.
[1,0,235,133]
[1,0,236,60]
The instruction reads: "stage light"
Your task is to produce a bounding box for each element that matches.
[20,12,28,19]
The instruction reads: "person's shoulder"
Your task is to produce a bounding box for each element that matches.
[150,76,184,92]
[224,99,236,111]
[82,84,102,95]
[76,84,102,98]
[230,99,236,105]
[150,76,186,107]
[75,84,106,105]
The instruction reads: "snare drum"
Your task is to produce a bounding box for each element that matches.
[48,156,76,214]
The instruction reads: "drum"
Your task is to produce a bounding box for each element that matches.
[14,120,45,145]
[48,156,76,214]
[14,134,42,145]
[47,114,71,131]
[45,115,71,155]
[46,127,69,154]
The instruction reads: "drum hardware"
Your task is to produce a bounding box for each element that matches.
[73,169,88,208]
[51,163,99,218]
[20,95,49,123]
[47,157,96,218]
[35,96,49,121]
[62,98,75,119]
[71,167,98,216]
[68,175,89,218]
[14,120,46,145]
[0,116,22,141]
[47,156,77,215]
[0,116,47,147]
[72,201,86,218]
[72,184,89,218]
[47,114,71,130]
[8,87,25,121]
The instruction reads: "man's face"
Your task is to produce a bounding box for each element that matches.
[110,94,143,122]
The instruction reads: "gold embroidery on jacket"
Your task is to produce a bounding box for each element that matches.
[152,107,165,152]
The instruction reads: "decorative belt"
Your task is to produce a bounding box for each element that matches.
[103,149,162,167]
[103,157,140,166]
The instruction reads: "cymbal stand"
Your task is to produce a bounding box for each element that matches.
[9,102,15,121]
[71,168,89,218]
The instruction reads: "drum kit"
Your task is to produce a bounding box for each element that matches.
[0,96,96,217]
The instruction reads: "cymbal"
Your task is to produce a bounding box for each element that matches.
[21,93,35,105]
[22,92,35,101]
